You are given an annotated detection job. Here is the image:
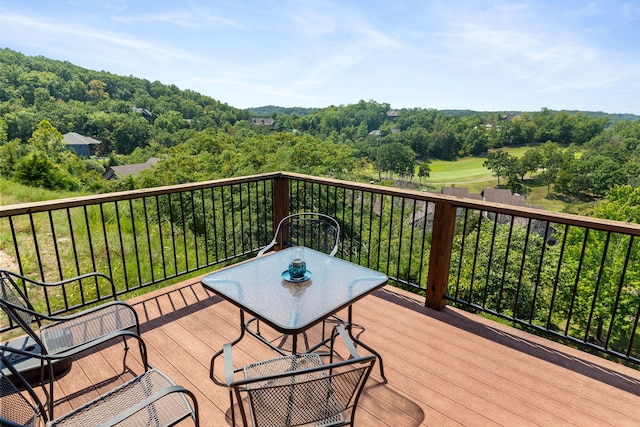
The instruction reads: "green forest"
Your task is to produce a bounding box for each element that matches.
[1,47,640,222]
[1,48,639,360]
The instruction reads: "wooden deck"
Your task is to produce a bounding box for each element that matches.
[36,276,640,426]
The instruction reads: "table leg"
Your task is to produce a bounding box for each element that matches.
[347,306,387,382]
[210,310,245,385]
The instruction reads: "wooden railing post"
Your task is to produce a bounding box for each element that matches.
[272,175,290,251]
[426,201,457,310]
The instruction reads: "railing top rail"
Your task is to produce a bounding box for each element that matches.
[2,171,639,236]
[280,172,640,236]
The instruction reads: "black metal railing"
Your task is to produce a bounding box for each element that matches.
[1,172,639,365]
[0,174,274,316]
[448,205,640,364]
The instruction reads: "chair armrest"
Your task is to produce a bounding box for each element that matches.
[0,344,74,361]
[223,343,235,385]
[95,385,199,427]
[3,270,118,299]
[332,324,362,359]
[256,239,277,257]
[43,300,138,324]
[48,329,147,360]
[2,329,146,361]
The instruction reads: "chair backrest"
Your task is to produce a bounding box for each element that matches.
[232,355,374,427]
[259,213,340,257]
[0,271,43,348]
[0,351,47,426]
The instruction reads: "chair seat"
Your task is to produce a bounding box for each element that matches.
[40,302,137,353]
[48,368,193,427]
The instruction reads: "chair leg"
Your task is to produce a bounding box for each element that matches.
[122,336,129,372]
[46,360,55,419]
[229,390,236,427]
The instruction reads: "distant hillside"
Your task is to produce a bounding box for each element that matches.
[252,105,639,125]
[440,109,639,126]
[248,105,321,117]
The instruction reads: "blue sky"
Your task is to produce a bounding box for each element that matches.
[1,0,639,114]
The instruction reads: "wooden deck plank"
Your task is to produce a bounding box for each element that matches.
[357,290,629,426]
[17,277,640,426]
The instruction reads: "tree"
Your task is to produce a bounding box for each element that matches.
[375,142,416,179]
[483,150,515,187]
[154,110,184,133]
[417,162,430,182]
[13,151,71,190]
[519,147,542,180]
[538,141,568,193]
[113,115,151,154]
[463,126,489,156]
[0,139,26,178]
[0,117,7,143]
[28,120,66,160]
[88,79,109,101]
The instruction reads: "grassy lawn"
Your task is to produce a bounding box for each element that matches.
[422,146,571,211]
[0,178,88,205]
[427,146,533,184]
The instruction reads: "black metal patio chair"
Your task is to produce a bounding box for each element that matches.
[252,213,342,353]
[220,325,375,427]
[256,212,340,257]
[0,346,200,427]
[0,269,147,419]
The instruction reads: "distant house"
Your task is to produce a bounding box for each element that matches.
[132,107,153,123]
[499,113,520,121]
[386,110,399,119]
[63,132,101,157]
[439,186,556,245]
[481,188,526,207]
[250,117,275,129]
[103,158,160,180]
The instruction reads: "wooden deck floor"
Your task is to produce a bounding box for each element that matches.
[37,276,640,426]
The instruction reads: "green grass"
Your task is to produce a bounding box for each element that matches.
[427,146,533,184]
[422,146,574,212]
[0,178,89,205]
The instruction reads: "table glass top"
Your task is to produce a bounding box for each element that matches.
[201,247,388,332]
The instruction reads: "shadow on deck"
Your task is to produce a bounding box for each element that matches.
[37,277,640,426]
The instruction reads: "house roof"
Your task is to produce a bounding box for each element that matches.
[132,107,153,117]
[63,132,101,146]
[441,187,471,198]
[250,118,275,126]
[481,188,526,206]
[442,187,525,204]
[104,158,160,179]
[500,113,520,121]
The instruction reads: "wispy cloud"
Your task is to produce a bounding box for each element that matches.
[0,12,206,64]
[0,0,638,112]
[111,8,247,31]
[112,11,195,27]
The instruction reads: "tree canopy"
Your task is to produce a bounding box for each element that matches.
[1,48,639,204]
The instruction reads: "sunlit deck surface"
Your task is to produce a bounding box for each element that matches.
[38,276,640,426]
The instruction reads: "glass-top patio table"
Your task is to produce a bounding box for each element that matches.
[201,247,388,380]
